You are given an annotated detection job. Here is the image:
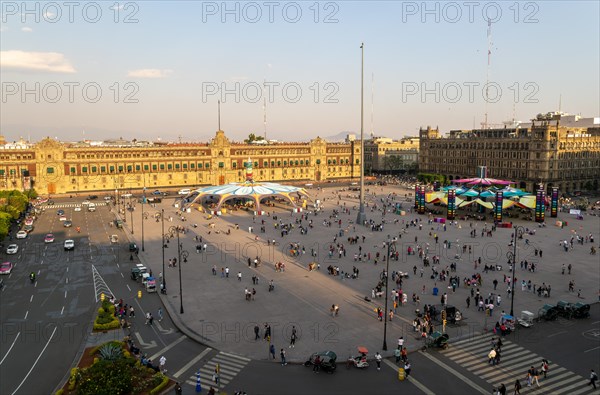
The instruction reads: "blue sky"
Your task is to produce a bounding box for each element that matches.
[1,1,598,142]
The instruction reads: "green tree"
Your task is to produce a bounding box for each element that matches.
[244,133,265,144]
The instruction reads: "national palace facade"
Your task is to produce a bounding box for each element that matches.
[419,113,600,194]
[0,130,361,195]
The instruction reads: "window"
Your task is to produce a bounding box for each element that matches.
[82,167,88,173]
[264,161,268,167]
[277,161,281,166]
[205,163,210,168]
[168,164,173,170]
[101,166,106,172]
[70,167,76,174]
[316,159,321,164]
[136,165,141,171]
[118,166,124,172]
[190,163,195,169]
[271,161,275,166]
[109,166,115,172]
[175,164,180,169]
[152,164,157,170]
[232,162,237,168]
[183,163,187,169]
[218,162,224,168]
[160,164,165,170]
[91,166,97,172]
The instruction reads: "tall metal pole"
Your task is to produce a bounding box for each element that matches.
[141,196,145,251]
[161,209,165,291]
[509,226,524,316]
[178,230,184,314]
[130,197,134,234]
[356,42,367,225]
[382,240,392,351]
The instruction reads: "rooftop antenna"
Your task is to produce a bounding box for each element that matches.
[218,100,221,130]
[482,18,492,129]
[370,72,374,139]
[263,79,267,140]
[558,94,562,113]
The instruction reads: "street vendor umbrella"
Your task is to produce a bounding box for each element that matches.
[454,177,514,186]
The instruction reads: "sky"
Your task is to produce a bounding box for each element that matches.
[1,1,599,143]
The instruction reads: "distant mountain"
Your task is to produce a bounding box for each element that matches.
[322,131,356,142]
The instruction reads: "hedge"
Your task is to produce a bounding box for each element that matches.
[149,374,169,395]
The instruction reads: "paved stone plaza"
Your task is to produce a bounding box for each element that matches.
[125,184,600,362]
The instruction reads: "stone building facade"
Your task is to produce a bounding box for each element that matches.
[419,114,600,193]
[0,131,361,195]
[364,137,419,173]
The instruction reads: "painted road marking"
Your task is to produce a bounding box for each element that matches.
[149,335,187,361]
[174,348,213,378]
[0,332,20,365]
[11,326,57,395]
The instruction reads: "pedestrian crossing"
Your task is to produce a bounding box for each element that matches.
[185,351,250,390]
[41,202,107,209]
[440,334,597,394]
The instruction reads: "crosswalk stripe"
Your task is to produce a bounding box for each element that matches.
[569,384,597,395]
[219,351,251,362]
[439,335,590,394]
[186,351,250,389]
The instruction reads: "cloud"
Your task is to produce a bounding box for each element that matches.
[110,4,124,11]
[0,50,76,73]
[42,11,55,19]
[127,69,173,79]
[21,27,33,32]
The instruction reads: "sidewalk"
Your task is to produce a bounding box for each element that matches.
[117,189,600,363]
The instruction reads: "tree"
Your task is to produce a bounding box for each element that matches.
[244,133,265,144]
[383,156,405,173]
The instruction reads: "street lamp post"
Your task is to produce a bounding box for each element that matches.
[129,198,134,234]
[141,188,146,251]
[169,226,188,314]
[382,238,396,351]
[507,226,525,316]
[356,42,367,226]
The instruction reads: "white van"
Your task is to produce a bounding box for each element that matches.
[178,189,191,195]
[88,203,96,212]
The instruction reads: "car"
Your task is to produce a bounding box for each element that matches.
[64,240,75,251]
[57,209,65,216]
[44,233,55,243]
[16,231,27,239]
[59,215,67,221]
[178,189,191,195]
[121,193,133,198]
[36,197,49,204]
[24,218,34,226]
[6,244,18,254]
[74,206,82,212]
[89,195,98,200]
[129,243,138,252]
[152,190,163,195]
[88,203,96,212]
[81,200,90,206]
[104,196,113,201]
[0,262,13,275]
[63,220,73,228]
[46,200,55,205]
[23,225,34,233]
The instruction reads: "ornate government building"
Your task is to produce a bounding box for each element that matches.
[419,113,600,193]
[0,131,361,195]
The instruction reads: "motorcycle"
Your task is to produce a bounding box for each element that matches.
[347,347,369,369]
[30,272,36,284]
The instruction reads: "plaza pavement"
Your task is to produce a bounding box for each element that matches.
[118,185,600,363]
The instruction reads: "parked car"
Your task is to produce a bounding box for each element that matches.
[178,189,191,195]
[6,244,19,254]
[89,195,98,200]
[16,231,27,239]
[152,190,163,195]
[0,262,13,275]
[64,240,75,251]
[44,233,55,243]
[46,200,55,205]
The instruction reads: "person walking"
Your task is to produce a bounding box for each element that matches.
[394,347,401,363]
[159,355,167,373]
[145,312,151,325]
[513,379,522,394]
[497,383,506,395]
[129,306,135,317]
[175,382,182,395]
[289,331,297,348]
[254,325,260,340]
[269,343,276,360]
[398,336,404,351]
[375,351,382,371]
[404,360,411,376]
[280,349,287,366]
[541,359,549,378]
[157,307,163,322]
[589,369,598,389]
[313,355,321,373]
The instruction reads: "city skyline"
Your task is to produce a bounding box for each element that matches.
[1,1,599,142]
